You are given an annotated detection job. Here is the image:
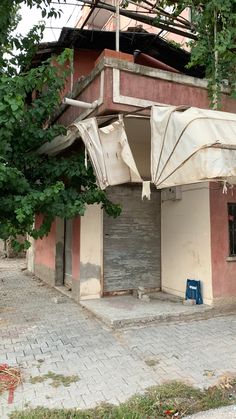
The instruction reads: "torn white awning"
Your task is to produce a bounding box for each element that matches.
[37,104,236,194]
[74,116,142,190]
[151,105,236,189]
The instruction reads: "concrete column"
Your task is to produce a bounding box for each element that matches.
[72,216,80,302]
[80,204,103,300]
[26,235,35,273]
[161,183,213,305]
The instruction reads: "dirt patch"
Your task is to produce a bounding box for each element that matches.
[30,371,80,388]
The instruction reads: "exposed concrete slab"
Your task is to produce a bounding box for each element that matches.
[80,295,213,328]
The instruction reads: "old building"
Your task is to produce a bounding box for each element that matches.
[28,27,236,307]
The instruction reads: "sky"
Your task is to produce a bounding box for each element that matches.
[18,2,82,42]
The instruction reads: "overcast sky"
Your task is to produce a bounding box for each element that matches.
[18,2,82,42]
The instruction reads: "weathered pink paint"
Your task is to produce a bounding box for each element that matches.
[72,216,80,280]
[95,49,133,67]
[73,49,101,83]
[34,214,56,269]
[56,57,236,128]
[119,71,236,111]
[56,72,102,126]
[210,183,236,298]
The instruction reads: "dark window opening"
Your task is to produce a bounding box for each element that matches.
[228,203,236,256]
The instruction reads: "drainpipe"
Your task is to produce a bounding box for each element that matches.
[63,98,98,109]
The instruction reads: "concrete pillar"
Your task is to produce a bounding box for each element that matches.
[79,204,103,300]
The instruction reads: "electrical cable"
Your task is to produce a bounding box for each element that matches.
[65,4,78,25]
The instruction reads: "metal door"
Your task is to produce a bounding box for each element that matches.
[103,185,161,293]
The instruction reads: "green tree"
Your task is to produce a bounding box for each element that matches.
[0,0,121,249]
[131,0,236,107]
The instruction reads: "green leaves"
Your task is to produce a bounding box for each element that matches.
[0,1,121,243]
[132,0,236,106]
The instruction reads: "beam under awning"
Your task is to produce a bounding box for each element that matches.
[37,127,78,156]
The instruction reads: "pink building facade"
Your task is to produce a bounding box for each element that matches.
[27,28,236,307]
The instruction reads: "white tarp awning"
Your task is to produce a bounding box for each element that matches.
[74,116,153,198]
[38,105,236,194]
[151,105,236,189]
[74,116,142,190]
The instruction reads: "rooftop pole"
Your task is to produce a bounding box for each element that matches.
[116,0,120,52]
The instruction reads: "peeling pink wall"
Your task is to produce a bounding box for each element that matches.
[210,184,236,298]
[72,216,80,280]
[73,49,101,84]
[34,214,56,270]
[52,49,101,104]
[56,72,102,126]
[119,71,236,111]
[57,63,236,127]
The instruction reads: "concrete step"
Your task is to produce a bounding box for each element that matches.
[148,291,183,303]
[79,295,225,329]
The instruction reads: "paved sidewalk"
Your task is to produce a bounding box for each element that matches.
[0,259,236,418]
[185,405,236,418]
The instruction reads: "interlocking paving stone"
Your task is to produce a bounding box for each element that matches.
[0,258,236,418]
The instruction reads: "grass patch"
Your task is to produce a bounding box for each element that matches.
[9,379,236,419]
[30,371,80,388]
